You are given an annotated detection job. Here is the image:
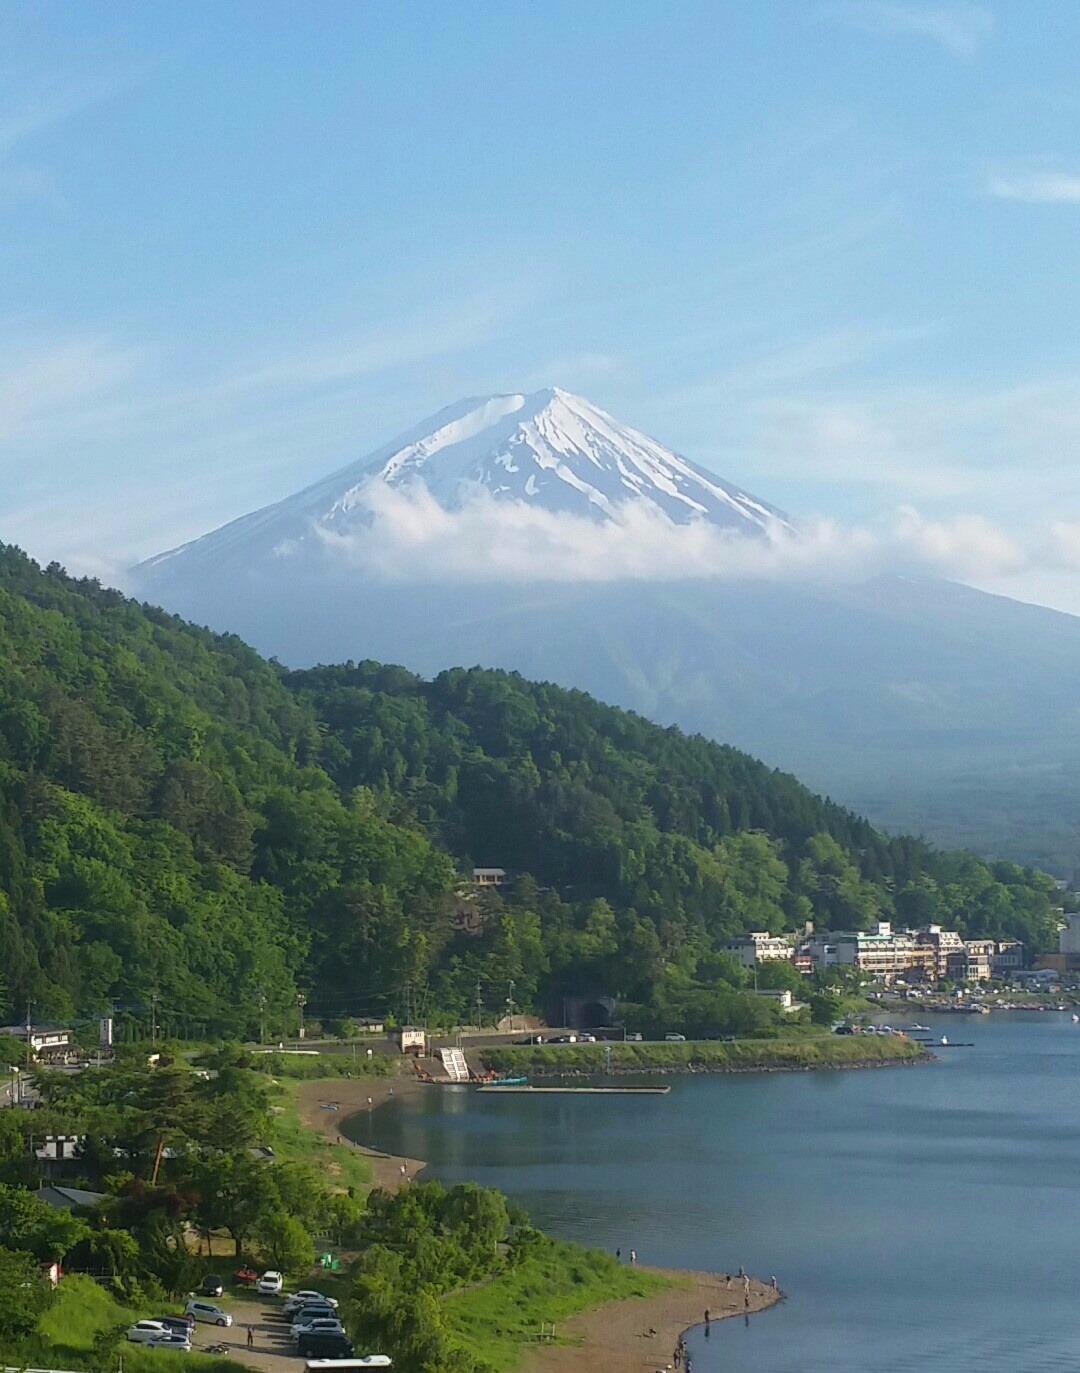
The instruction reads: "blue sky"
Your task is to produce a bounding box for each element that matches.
[5,1,1080,607]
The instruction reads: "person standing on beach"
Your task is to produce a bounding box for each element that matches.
[616,1247,621,1261]
[704,1308,710,1329]
[629,1248,637,1264]
[771,1274,778,1291]
[246,1326,254,1350]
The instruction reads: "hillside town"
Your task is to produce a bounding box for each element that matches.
[726,923,1027,987]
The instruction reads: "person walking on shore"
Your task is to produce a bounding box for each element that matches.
[246,1326,254,1350]
[629,1248,637,1265]
[771,1274,778,1291]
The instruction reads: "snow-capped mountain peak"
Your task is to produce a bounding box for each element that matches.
[138,387,788,574]
[331,386,786,529]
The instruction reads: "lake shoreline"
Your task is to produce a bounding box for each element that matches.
[516,1268,782,1373]
[295,1073,428,1191]
[493,1054,935,1078]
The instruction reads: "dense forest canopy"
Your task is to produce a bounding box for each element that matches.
[0,545,1061,1036]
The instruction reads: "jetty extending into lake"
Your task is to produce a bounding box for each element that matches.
[476,1084,671,1094]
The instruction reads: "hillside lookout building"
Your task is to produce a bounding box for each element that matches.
[472,867,508,888]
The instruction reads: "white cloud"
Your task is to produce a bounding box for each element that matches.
[824,2,993,58]
[301,482,1032,588]
[986,165,1080,204]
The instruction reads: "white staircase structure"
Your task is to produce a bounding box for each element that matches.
[439,1046,470,1082]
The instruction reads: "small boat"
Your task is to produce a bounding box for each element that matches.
[909,1024,930,1032]
[487,1076,529,1087]
[940,1035,949,1046]
[1071,1014,1078,1024]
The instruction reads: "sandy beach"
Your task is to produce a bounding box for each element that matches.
[295,1072,427,1192]
[518,1270,780,1373]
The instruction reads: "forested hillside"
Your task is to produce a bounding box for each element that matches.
[0,546,1062,1037]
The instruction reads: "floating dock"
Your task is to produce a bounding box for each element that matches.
[475,1084,671,1095]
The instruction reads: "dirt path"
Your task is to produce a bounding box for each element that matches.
[518,1270,780,1373]
[295,1073,427,1192]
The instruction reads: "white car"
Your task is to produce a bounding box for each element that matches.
[184,1299,233,1327]
[257,1270,283,1295]
[127,1321,172,1344]
[147,1334,192,1352]
[292,1318,344,1342]
[285,1291,339,1314]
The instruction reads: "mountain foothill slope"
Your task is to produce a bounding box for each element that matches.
[0,544,1062,1035]
[132,388,1080,874]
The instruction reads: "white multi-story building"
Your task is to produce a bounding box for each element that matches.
[726,932,795,969]
[802,923,935,983]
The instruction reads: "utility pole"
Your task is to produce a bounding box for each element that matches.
[297,993,307,1041]
[506,979,516,1033]
[475,980,483,1031]
[150,992,159,1045]
[24,1000,33,1069]
[256,988,267,1044]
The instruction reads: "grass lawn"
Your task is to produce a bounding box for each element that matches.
[443,1242,675,1372]
[23,1274,244,1373]
[267,1076,374,1191]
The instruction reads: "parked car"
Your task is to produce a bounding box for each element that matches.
[664,1033,687,1042]
[284,1291,339,1314]
[576,1032,597,1042]
[147,1334,192,1352]
[233,1266,258,1286]
[293,1318,345,1342]
[127,1321,172,1345]
[624,1032,643,1042]
[185,1300,233,1327]
[290,1304,338,1326]
[549,1034,577,1043]
[154,1316,196,1335]
[199,1275,224,1297]
[297,1333,355,1359]
[258,1270,284,1295]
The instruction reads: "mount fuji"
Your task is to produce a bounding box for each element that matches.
[132,388,1080,875]
[139,387,789,578]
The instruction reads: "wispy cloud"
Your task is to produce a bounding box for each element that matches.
[0,334,142,441]
[986,162,1080,204]
[824,2,993,58]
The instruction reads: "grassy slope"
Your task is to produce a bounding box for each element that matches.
[480,1033,928,1074]
[443,1242,673,1372]
[30,1274,242,1373]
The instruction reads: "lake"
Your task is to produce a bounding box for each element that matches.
[347,1015,1080,1372]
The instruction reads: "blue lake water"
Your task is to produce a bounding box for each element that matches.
[347,1015,1080,1372]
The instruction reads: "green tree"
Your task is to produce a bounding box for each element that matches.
[0,1246,53,1339]
[254,1210,315,1274]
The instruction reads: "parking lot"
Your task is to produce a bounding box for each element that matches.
[200,1298,305,1373]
